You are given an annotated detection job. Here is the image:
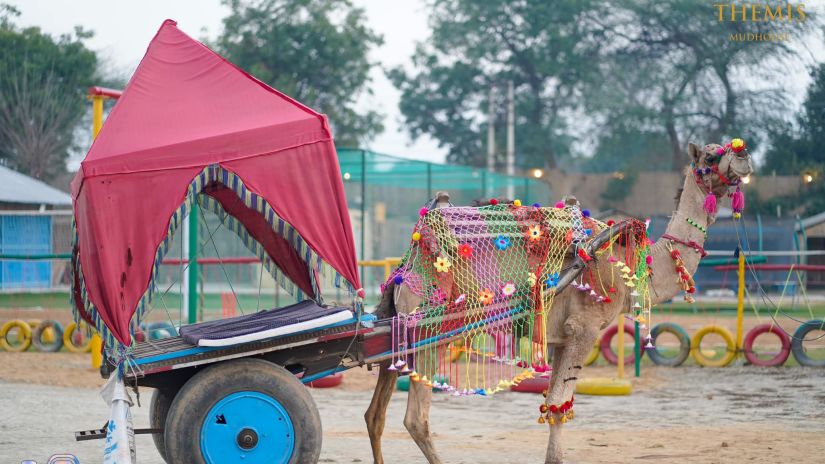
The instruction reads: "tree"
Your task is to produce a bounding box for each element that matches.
[588,0,819,171]
[0,5,97,181]
[758,63,825,214]
[216,0,384,147]
[392,0,820,174]
[389,0,600,169]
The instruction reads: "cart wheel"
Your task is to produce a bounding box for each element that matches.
[150,387,178,462]
[164,358,322,464]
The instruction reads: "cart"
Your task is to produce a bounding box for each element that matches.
[69,20,621,464]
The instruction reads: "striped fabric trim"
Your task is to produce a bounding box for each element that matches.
[71,164,356,351]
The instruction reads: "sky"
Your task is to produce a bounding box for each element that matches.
[8,0,448,168]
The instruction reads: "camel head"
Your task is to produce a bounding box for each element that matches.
[687,140,753,197]
[687,140,753,220]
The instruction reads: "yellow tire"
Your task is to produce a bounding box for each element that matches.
[575,377,632,396]
[584,340,600,366]
[63,322,92,353]
[448,339,465,362]
[691,325,736,367]
[0,319,33,352]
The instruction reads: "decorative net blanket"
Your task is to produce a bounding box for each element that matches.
[383,203,651,396]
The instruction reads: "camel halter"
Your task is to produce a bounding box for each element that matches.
[691,138,748,218]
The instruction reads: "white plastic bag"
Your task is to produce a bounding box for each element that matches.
[101,374,136,464]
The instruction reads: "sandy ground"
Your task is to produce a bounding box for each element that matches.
[1,353,824,463]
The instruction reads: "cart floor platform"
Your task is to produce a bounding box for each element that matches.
[126,304,378,381]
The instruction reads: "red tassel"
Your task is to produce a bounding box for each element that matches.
[731,188,744,213]
[577,248,593,262]
[703,192,717,214]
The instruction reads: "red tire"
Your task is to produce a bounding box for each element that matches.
[306,372,344,388]
[510,375,551,394]
[743,323,791,367]
[600,323,644,366]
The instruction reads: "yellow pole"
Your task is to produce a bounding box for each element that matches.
[736,250,745,356]
[617,315,625,379]
[92,95,104,138]
[90,94,105,369]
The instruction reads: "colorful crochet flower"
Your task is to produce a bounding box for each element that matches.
[433,257,452,273]
[545,272,560,288]
[527,225,542,241]
[457,243,473,258]
[494,235,511,250]
[501,282,516,297]
[527,272,537,287]
[478,289,494,305]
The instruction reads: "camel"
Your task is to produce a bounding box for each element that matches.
[364,142,753,464]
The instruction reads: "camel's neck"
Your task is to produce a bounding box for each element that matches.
[648,175,713,305]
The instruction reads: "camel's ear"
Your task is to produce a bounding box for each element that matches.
[687,143,702,164]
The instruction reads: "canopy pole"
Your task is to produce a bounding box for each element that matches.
[188,208,199,324]
[89,95,105,369]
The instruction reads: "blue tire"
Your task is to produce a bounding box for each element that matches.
[163,359,321,464]
[646,322,691,367]
[791,320,825,367]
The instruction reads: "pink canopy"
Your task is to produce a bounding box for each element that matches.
[71,20,361,347]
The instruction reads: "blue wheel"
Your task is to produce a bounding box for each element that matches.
[200,391,295,463]
[163,359,322,464]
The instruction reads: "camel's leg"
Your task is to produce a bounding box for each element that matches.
[403,378,442,464]
[365,361,398,464]
[544,322,600,464]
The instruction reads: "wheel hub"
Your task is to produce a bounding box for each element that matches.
[237,428,258,450]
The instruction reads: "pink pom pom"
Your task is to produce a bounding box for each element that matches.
[716,147,725,155]
[731,188,744,213]
[419,207,428,217]
[356,288,366,298]
[703,192,717,215]
[555,201,565,209]
[646,255,653,265]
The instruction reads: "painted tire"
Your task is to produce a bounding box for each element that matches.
[599,323,644,365]
[146,321,178,340]
[306,372,343,388]
[150,387,179,462]
[63,322,92,353]
[743,323,791,367]
[575,377,632,396]
[510,375,551,394]
[584,340,599,366]
[32,320,64,353]
[791,320,825,368]
[691,325,736,367]
[646,323,691,367]
[164,358,321,464]
[0,319,32,352]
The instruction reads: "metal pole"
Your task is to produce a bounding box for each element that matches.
[188,208,199,324]
[89,95,105,369]
[426,163,432,198]
[506,80,515,199]
[736,248,745,357]
[360,150,367,283]
[634,320,640,377]
[92,96,104,138]
[487,86,496,173]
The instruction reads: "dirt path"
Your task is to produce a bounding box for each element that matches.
[1,353,824,463]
